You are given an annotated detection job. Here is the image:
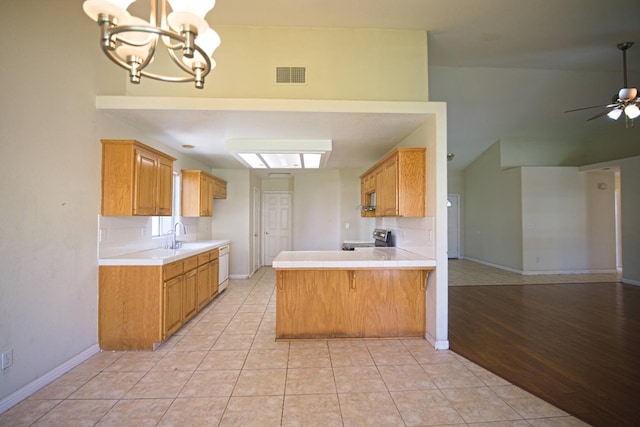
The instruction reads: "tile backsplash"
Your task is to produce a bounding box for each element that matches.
[379,216,435,259]
[98,215,200,258]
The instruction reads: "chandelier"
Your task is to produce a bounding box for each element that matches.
[83,0,220,89]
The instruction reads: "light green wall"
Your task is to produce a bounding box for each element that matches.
[262,178,294,192]
[463,141,619,275]
[521,167,616,272]
[123,26,429,101]
[292,170,342,250]
[500,137,583,168]
[0,1,103,405]
[464,142,523,270]
[211,169,252,277]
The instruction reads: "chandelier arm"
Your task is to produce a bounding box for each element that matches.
[101,25,212,84]
[167,48,211,75]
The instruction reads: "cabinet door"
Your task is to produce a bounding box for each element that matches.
[381,157,398,216]
[183,268,198,322]
[197,263,210,309]
[360,180,367,218]
[359,172,377,218]
[198,175,213,216]
[133,149,158,215]
[214,179,227,199]
[356,270,425,337]
[207,177,215,215]
[163,275,183,339]
[276,270,351,338]
[365,174,376,193]
[156,156,173,216]
[375,169,385,217]
[209,258,219,298]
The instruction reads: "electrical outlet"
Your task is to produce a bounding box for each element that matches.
[1,350,13,370]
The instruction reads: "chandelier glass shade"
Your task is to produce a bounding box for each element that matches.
[83,0,220,89]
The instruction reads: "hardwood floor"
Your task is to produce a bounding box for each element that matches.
[449,281,640,427]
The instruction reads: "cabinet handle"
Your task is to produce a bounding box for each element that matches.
[350,271,356,292]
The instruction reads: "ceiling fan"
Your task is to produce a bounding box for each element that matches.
[565,42,640,125]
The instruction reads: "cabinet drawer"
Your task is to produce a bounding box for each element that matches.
[183,256,198,272]
[164,261,183,280]
[198,252,210,265]
[209,248,219,260]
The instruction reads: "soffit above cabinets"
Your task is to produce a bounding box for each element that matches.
[95,96,439,175]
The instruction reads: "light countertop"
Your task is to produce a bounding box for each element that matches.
[272,247,436,269]
[99,240,230,266]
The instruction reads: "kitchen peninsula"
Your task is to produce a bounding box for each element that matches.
[273,248,435,340]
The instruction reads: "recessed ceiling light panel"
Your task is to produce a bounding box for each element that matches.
[226,139,332,170]
[238,153,267,168]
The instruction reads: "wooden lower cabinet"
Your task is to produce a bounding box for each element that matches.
[182,267,198,322]
[99,249,223,351]
[197,262,210,310]
[275,268,430,339]
[209,256,219,299]
[163,275,183,338]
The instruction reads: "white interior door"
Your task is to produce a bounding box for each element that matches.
[447,194,460,259]
[252,187,261,274]
[263,192,292,265]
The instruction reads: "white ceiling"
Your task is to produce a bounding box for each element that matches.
[117,0,640,174]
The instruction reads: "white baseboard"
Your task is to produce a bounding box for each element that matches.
[463,257,523,274]
[463,257,619,276]
[230,274,249,279]
[622,277,640,286]
[522,268,619,275]
[425,332,449,350]
[0,344,100,414]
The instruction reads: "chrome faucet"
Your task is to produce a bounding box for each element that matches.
[167,221,187,249]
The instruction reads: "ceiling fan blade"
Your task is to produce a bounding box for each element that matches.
[564,104,609,113]
[586,107,617,121]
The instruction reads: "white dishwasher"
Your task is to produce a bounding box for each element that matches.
[218,244,230,292]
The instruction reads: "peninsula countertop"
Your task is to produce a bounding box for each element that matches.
[98,240,230,266]
[272,247,436,269]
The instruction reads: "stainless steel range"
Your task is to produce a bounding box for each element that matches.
[342,228,392,251]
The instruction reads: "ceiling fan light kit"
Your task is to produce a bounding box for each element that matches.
[565,41,639,126]
[624,104,640,119]
[83,0,220,89]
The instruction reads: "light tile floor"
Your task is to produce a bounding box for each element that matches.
[449,259,620,286]
[1,268,590,426]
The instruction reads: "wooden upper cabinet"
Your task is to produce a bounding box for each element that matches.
[156,156,174,215]
[377,157,399,217]
[181,170,227,217]
[363,172,376,193]
[360,147,425,218]
[359,167,378,218]
[101,139,176,216]
[213,178,227,199]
